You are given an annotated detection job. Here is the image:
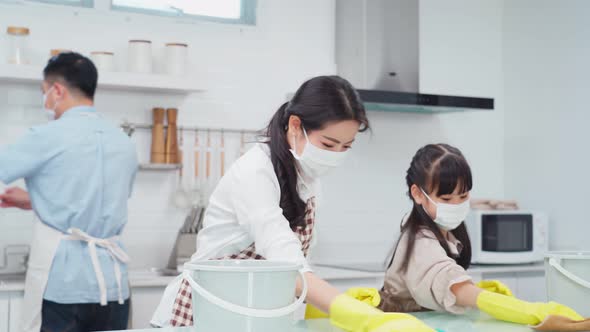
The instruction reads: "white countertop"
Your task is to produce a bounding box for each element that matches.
[0,262,545,293]
[0,270,178,292]
[468,262,545,274]
[311,262,545,279]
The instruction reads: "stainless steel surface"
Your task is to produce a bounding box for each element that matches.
[148,267,180,277]
[0,273,26,281]
[314,262,387,273]
[121,122,259,137]
[190,207,204,234]
[0,244,29,275]
[138,163,182,171]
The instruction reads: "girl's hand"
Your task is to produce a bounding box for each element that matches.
[306,287,381,319]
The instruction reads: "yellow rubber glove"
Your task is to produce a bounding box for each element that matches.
[476,280,514,297]
[476,290,584,326]
[330,294,436,332]
[305,287,381,319]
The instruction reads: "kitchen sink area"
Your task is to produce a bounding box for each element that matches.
[0,273,25,282]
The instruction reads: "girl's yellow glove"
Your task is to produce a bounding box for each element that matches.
[476,280,514,297]
[305,287,381,319]
[477,290,584,326]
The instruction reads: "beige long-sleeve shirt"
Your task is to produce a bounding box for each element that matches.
[379,227,472,314]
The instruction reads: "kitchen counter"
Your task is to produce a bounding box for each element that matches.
[0,263,546,293]
[0,270,178,292]
[468,262,545,274]
[105,311,532,332]
[312,262,545,278]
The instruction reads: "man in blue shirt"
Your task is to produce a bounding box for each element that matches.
[0,52,138,331]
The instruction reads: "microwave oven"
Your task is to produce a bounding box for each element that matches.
[466,210,548,264]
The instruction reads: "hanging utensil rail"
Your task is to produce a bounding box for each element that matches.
[121,122,260,137]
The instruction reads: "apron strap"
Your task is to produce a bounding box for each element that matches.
[65,228,129,305]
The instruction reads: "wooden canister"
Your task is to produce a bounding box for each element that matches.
[165,108,180,164]
[150,107,166,163]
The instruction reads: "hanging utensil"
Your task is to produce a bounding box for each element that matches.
[180,205,197,233]
[239,131,246,156]
[192,207,206,234]
[189,130,201,206]
[220,130,225,177]
[173,129,190,208]
[203,129,212,200]
[190,206,203,233]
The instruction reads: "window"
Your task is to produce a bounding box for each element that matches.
[111,0,256,25]
[27,0,93,7]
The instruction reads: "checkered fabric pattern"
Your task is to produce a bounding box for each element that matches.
[169,197,316,326]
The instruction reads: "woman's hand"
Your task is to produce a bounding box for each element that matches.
[0,187,32,210]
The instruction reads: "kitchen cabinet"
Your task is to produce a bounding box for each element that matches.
[0,266,547,328]
[130,285,168,329]
[0,294,9,332]
[9,294,23,332]
[468,264,546,302]
[0,273,175,330]
[0,291,24,332]
[515,272,547,302]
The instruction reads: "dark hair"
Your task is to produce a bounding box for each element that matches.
[388,143,473,273]
[43,52,98,99]
[263,75,369,229]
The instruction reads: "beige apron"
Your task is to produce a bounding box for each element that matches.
[21,217,129,332]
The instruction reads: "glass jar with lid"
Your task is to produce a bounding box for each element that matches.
[6,26,30,65]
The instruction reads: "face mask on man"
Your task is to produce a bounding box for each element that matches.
[42,86,59,121]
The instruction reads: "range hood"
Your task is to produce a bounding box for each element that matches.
[357,90,494,113]
[336,0,494,113]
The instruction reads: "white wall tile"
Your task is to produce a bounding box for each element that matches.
[0,0,507,269]
[503,0,590,251]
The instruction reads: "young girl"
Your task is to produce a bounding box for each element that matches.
[152,76,435,332]
[380,144,583,326]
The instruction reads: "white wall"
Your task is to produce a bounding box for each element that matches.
[314,0,505,266]
[503,0,590,251]
[0,0,508,271]
[0,0,337,270]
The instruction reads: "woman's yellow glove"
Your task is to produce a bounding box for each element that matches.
[305,287,381,319]
[330,294,436,332]
[476,280,514,297]
[476,290,584,326]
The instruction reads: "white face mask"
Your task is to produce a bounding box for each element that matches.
[421,188,470,231]
[289,127,349,178]
[42,86,58,121]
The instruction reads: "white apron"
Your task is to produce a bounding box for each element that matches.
[21,217,130,332]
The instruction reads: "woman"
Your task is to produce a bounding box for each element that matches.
[152,76,435,332]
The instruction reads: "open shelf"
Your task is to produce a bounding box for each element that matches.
[0,64,205,94]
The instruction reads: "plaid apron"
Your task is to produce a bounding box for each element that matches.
[170,197,316,326]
